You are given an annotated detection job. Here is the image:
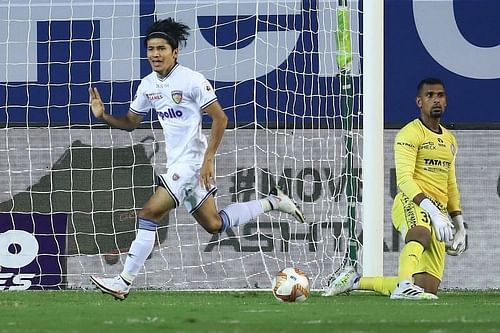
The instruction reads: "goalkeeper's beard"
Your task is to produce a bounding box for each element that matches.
[430,108,443,119]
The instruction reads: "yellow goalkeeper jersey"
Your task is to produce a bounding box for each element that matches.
[394,118,461,212]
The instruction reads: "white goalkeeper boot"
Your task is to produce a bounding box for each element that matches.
[268,187,306,224]
[390,280,438,300]
[90,275,130,300]
[322,266,360,296]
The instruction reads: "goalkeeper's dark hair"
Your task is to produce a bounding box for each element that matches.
[417,77,445,95]
[145,18,190,50]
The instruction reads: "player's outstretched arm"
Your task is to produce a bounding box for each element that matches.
[89,86,143,131]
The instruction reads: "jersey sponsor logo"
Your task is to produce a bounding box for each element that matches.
[171,90,183,104]
[420,141,436,150]
[396,141,415,148]
[157,108,183,120]
[423,159,451,168]
[146,93,163,101]
[437,137,446,148]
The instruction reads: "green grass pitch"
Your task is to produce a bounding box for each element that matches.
[0,290,499,333]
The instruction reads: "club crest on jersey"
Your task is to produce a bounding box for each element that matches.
[171,90,183,104]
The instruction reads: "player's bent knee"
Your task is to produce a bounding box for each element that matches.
[193,209,223,234]
[207,225,220,234]
[138,208,163,223]
[405,226,432,249]
[199,220,221,234]
[193,215,222,234]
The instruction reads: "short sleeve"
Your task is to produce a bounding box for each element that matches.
[192,77,218,110]
[129,81,152,115]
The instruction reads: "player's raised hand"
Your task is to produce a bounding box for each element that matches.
[89,86,105,119]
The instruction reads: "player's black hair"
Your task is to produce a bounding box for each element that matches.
[145,18,190,50]
[417,77,445,95]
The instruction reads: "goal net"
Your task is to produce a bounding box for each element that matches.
[0,0,362,290]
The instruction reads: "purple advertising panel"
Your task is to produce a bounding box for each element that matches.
[0,213,67,290]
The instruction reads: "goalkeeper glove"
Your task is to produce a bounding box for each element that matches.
[446,215,467,256]
[419,198,453,242]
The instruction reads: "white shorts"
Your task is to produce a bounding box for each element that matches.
[157,161,217,214]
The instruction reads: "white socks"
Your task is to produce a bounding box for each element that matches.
[121,227,156,284]
[219,199,266,232]
[121,199,274,282]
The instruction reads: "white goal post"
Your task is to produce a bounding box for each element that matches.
[0,0,379,291]
[362,0,384,277]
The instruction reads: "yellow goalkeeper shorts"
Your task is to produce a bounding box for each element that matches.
[391,192,446,281]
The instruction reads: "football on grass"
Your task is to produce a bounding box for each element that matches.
[272,267,310,302]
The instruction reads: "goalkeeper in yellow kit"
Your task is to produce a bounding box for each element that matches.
[324,78,467,300]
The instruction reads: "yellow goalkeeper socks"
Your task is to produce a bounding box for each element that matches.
[356,241,424,296]
[359,276,399,296]
[398,241,424,281]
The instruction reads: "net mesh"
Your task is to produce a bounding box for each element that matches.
[0,0,362,290]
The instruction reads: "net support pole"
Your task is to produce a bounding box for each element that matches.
[335,3,357,267]
[362,1,384,276]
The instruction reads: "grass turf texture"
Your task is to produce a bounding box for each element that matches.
[0,291,499,333]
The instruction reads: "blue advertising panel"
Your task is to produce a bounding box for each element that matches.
[385,0,500,125]
[0,0,361,127]
[1,0,499,126]
[0,213,67,290]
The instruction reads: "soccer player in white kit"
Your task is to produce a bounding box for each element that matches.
[89,18,305,300]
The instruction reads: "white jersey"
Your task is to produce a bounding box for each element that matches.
[130,64,218,167]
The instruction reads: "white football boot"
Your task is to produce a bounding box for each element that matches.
[390,280,438,300]
[322,266,360,296]
[269,187,306,224]
[90,275,130,300]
